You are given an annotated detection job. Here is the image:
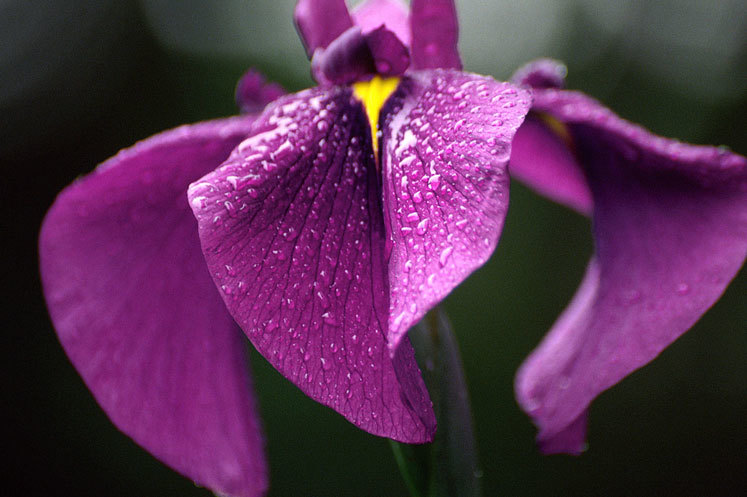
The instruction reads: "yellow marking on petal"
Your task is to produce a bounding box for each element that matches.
[536,111,574,151]
[352,76,400,156]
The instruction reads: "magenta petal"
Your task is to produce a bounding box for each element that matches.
[380,69,531,352]
[352,0,411,46]
[515,89,747,454]
[294,0,354,58]
[410,0,462,70]
[39,117,268,496]
[509,59,592,214]
[538,412,588,456]
[510,116,593,215]
[189,88,436,443]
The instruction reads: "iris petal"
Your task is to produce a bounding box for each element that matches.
[510,115,593,215]
[39,116,268,497]
[352,0,411,46]
[379,69,531,353]
[410,0,462,70]
[515,88,747,454]
[294,0,354,58]
[189,87,436,443]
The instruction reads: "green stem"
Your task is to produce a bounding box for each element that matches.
[390,306,483,497]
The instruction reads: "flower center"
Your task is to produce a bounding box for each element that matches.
[352,75,400,156]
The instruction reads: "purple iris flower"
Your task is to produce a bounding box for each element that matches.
[38,0,746,495]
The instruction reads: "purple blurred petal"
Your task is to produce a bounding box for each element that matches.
[189,87,436,443]
[538,411,587,455]
[508,59,592,214]
[410,0,461,70]
[39,117,268,497]
[510,115,593,215]
[515,89,747,453]
[380,69,531,353]
[364,25,411,76]
[294,0,353,58]
[511,58,567,90]
[352,0,411,46]
[235,69,286,114]
[311,26,376,85]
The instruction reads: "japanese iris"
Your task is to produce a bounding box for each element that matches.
[38,1,746,496]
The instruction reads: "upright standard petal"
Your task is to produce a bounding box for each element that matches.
[39,117,268,496]
[294,0,354,58]
[515,88,747,454]
[410,0,462,70]
[189,87,436,443]
[380,69,531,352]
[352,0,411,46]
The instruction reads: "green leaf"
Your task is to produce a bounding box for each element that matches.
[391,307,483,497]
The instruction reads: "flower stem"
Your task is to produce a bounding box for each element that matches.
[390,306,483,497]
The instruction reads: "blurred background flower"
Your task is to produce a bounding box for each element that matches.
[4,1,744,496]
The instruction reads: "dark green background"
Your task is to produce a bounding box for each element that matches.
[4,1,745,496]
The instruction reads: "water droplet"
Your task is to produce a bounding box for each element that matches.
[439,246,454,266]
[416,218,429,235]
[676,283,690,295]
[427,174,441,190]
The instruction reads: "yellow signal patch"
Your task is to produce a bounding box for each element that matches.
[352,76,400,156]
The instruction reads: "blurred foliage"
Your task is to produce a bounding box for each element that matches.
[3,1,745,496]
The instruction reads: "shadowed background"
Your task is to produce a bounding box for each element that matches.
[3,0,745,495]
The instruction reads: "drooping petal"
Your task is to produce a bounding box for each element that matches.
[509,59,592,214]
[189,87,436,443]
[380,69,531,352]
[235,68,286,114]
[410,0,462,70]
[39,117,268,496]
[515,88,747,454]
[509,115,593,215]
[352,0,411,46]
[294,0,354,58]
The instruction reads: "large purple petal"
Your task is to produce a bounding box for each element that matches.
[294,0,354,58]
[509,59,592,214]
[39,117,268,496]
[410,0,462,70]
[188,87,436,443]
[515,89,747,454]
[352,0,411,46]
[380,69,531,352]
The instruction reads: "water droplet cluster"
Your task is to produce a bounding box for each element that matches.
[379,69,531,347]
[189,87,434,440]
